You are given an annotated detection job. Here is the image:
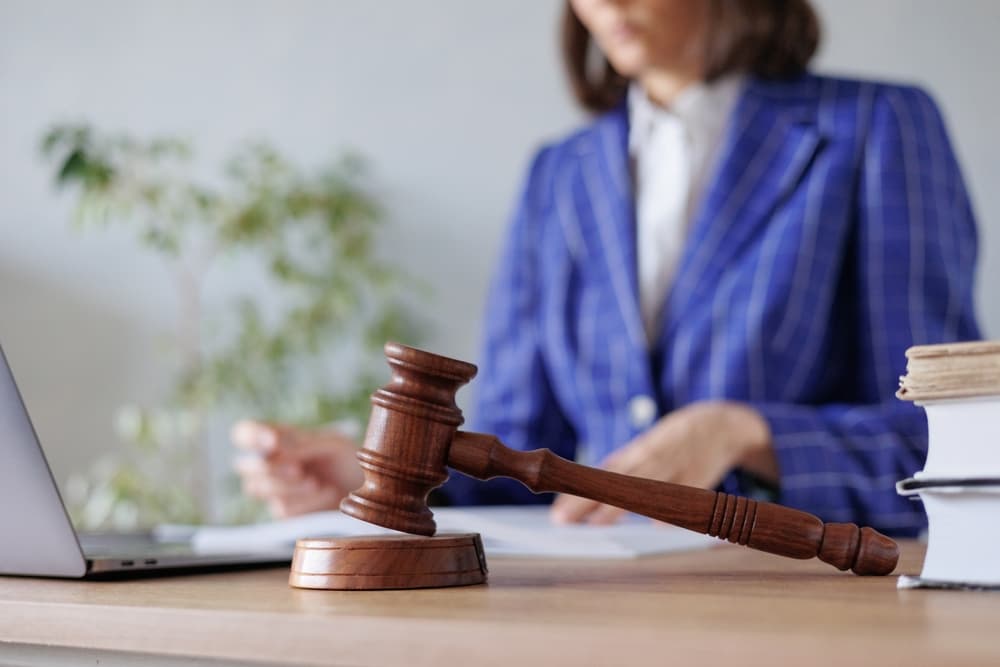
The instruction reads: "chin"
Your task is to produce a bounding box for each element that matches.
[605,52,646,79]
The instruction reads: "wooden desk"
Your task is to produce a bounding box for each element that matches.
[0,541,996,666]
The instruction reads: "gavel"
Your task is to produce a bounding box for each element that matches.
[337,342,899,576]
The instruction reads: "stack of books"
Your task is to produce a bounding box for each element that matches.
[896,341,1000,589]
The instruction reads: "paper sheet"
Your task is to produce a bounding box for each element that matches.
[165,506,717,559]
[897,575,1000,590]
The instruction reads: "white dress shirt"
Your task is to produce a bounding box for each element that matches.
[629,76,744,341]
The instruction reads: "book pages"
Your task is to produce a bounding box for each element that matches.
[898,340,1000,401]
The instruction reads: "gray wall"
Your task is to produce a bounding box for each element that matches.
[1,0,997,487]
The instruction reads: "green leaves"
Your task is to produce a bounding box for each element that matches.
[42,125,117,191]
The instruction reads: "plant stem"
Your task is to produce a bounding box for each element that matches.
[176,258,212,521]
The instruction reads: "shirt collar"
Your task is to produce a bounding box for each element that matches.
[627,75,745,154]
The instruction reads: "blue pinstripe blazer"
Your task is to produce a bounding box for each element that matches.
[441,73,980,536]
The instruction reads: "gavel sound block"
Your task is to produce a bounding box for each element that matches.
[289,343,899,590]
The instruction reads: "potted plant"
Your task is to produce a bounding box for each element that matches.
[41,124,421,528]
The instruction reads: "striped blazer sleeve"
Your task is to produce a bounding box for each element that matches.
[751,86,980,536]
[439,147,578,506]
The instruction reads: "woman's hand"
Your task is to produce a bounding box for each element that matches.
[550,401,776,525]
[231,420,364,518]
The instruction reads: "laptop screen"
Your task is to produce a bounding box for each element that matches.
[0,342,87,577]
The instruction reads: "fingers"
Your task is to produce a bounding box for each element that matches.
[231,419,366,518]
[551,494,593,523]
[584,504,626,525]
[235,455,344,518]
[236,456,307,497]
[599,439,649,476]
[548,444,653,526]
[231,420,282,456]
[231,420,355,462]
[550,494,626,525]
[268,485,343,519]
[240,467,317,499]
[233,455,301,480]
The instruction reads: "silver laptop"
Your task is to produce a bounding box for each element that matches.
[0,342,290,578]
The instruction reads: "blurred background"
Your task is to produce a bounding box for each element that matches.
[1,0,997,526]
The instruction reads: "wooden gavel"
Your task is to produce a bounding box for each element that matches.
[339,342,899,576]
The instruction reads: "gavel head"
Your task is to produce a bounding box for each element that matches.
[339,342,477,536]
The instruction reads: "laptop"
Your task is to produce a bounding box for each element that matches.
[0,342,291,578]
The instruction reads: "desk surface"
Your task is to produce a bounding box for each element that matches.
[0,540,997,666]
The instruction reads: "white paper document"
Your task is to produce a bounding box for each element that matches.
[169,506,717,559]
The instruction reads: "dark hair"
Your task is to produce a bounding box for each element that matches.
[562,0,822,113]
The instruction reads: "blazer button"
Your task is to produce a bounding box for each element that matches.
[628,395,657,429]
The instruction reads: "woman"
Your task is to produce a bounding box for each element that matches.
[233,0,980,536]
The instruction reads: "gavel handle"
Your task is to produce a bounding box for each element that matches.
[447,431,898,576]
